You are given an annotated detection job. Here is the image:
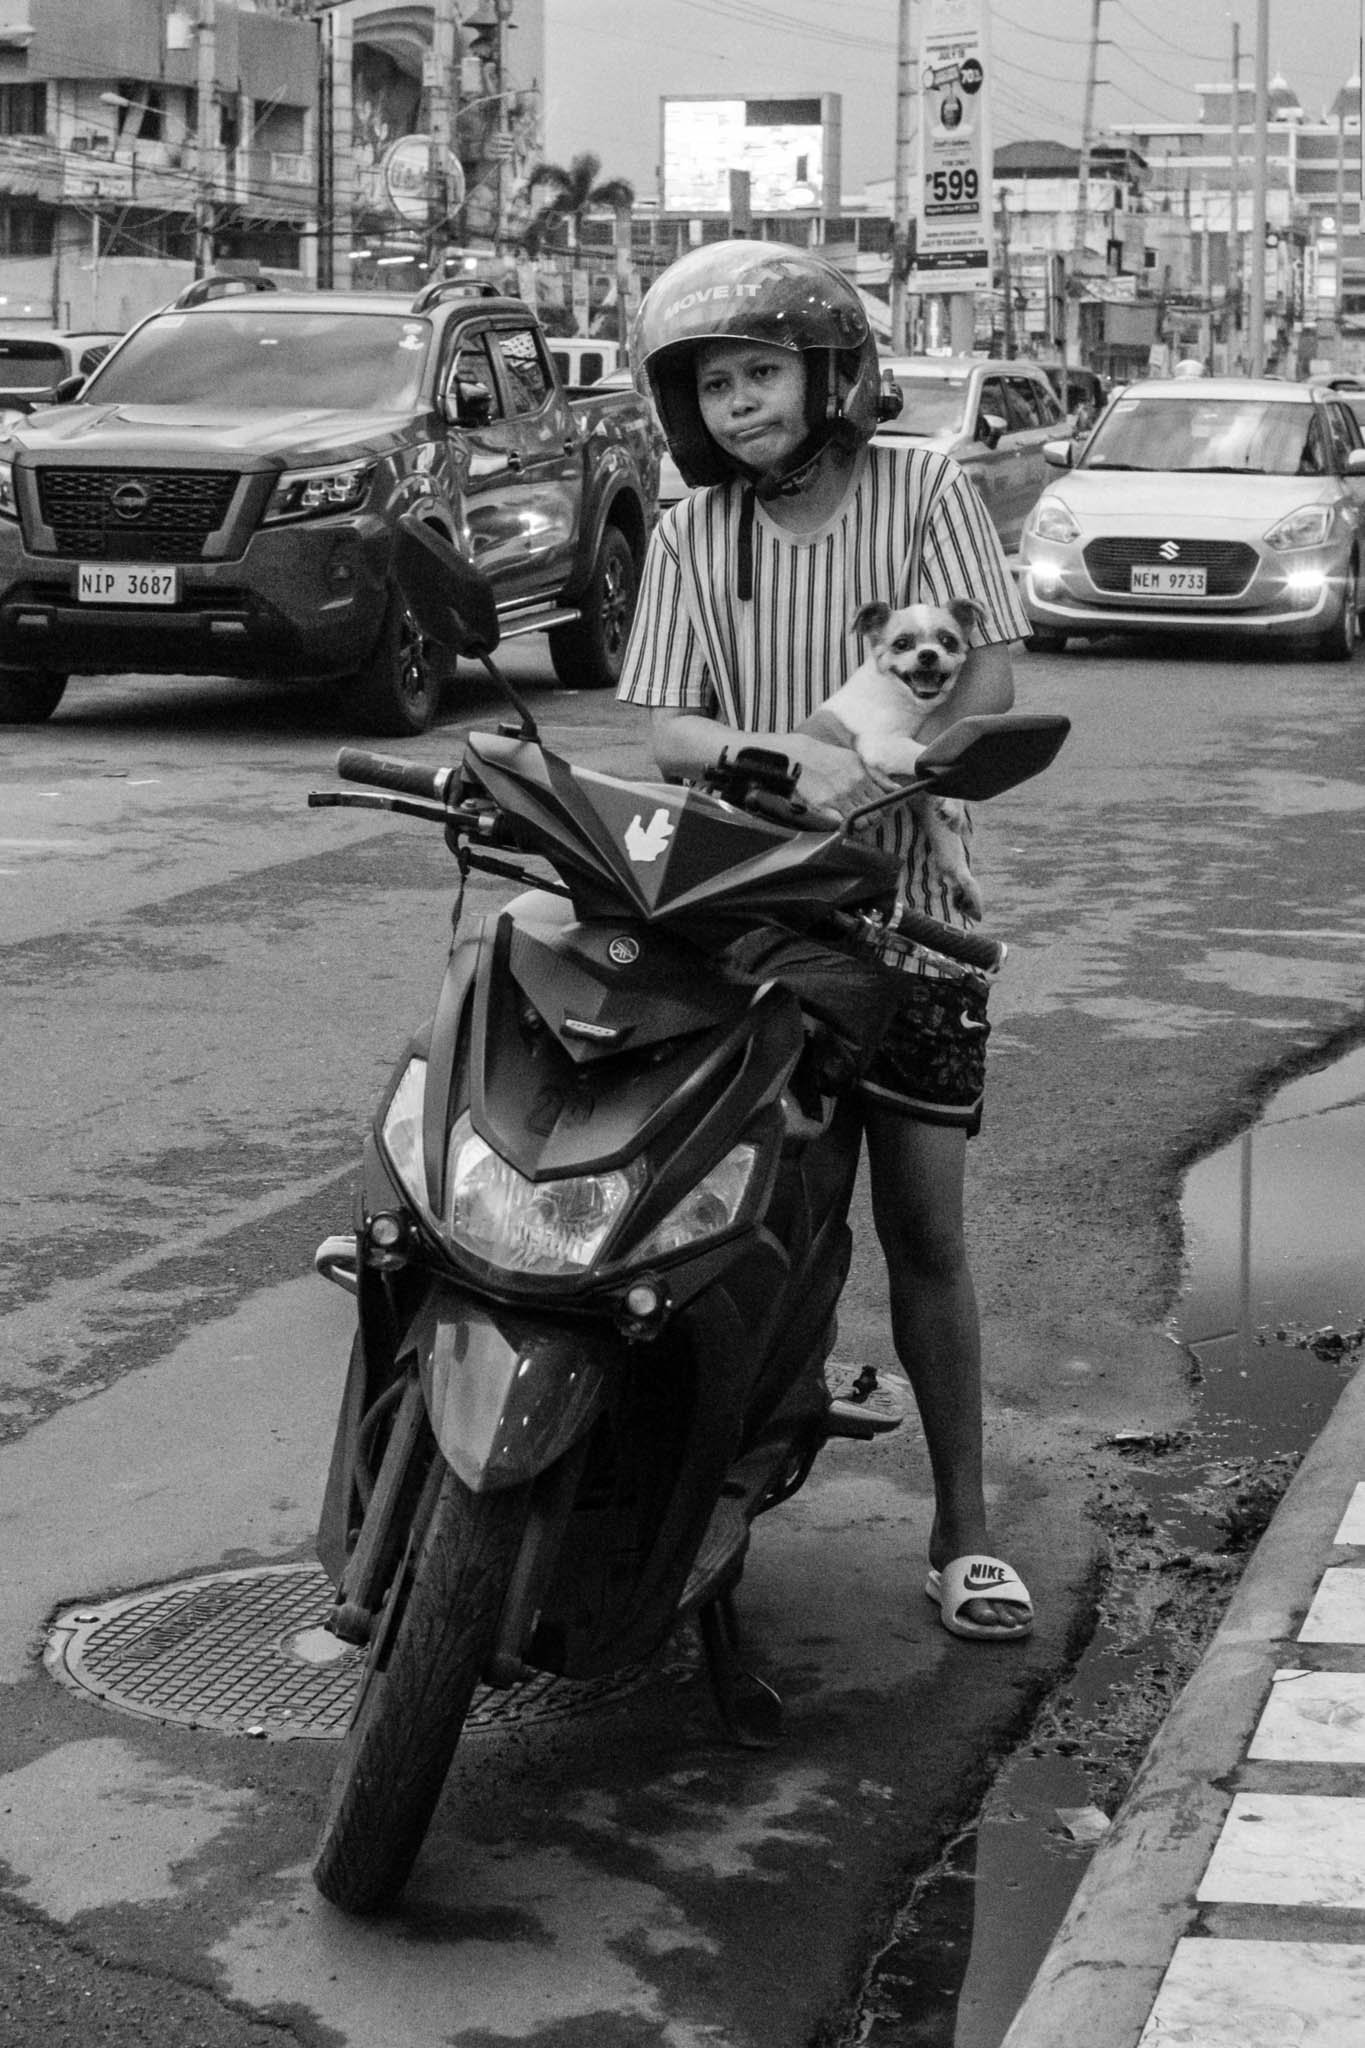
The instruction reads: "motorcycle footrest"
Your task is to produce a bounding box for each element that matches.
[679,1496,750,1613]
[823,1361,913,1439]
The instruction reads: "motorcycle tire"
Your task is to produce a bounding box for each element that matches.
[311,1469,530,1913]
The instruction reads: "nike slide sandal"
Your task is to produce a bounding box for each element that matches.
[924,1554,1034,1642]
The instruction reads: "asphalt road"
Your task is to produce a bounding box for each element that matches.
[1,636,1362,2048]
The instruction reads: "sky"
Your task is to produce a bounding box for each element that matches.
[540,0,1365,201]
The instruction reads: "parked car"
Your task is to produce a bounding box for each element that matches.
[873,355,1070,557]
[0,286,659,731]
[1018,376,1365,659]
[0,328,123,418]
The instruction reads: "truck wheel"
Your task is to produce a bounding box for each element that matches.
[549,527,638,690]
[342,590,441,736]
[0,671,67,722]
[311,1469,530,1915]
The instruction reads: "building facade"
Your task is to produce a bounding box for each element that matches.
[0,0,317,329]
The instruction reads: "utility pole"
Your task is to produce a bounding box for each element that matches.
[1067,0,1104,402]
[195,0,217,277]
[428,0,459,277]
[1248,0,1269,372]
[1000,188,1013,355]
[1229,20,1241,368]
[890,0,914,352]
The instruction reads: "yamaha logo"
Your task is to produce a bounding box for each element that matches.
[607,936,640,966]
[1158,540,1181,561]
[109,480,151,522]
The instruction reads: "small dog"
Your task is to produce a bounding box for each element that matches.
[800,596,986,919]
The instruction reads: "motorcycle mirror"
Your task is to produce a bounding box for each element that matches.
[842,714,1070,833]
[393,512,541,740]
[911,714,1071,800]
[393,514,501,656]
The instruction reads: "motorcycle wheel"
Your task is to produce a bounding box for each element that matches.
[312,1469,530,1914]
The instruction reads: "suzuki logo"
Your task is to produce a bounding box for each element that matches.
[1158,540,1181,561]
[624,807,674,863]
[109,480,151,522]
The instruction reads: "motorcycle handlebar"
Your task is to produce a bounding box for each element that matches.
[336,747,461,805]
[835,906,1005,976]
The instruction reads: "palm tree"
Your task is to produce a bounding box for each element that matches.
[521,151,634,259]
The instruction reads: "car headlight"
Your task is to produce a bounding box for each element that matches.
[1028,496,1081,543]
[0,459,17,521]
[263,458,373,524]
[632,1144,759,1261]
[1264,503,1335,550]
[445,1112,645,1276]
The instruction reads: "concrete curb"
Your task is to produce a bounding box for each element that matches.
[1001,1353,1365,2048]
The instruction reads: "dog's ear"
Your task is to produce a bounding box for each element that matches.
[946,596,987,639]
[852,600,892,639]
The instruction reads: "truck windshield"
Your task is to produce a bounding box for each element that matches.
[83,309,433,410]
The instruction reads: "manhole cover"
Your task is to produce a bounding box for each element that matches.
[45,1563,690,1741]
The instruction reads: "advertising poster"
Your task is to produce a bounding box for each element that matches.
[913,0,992,293]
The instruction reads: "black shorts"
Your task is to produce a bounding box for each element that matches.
[720,929,991,1134]
[857,967,989,1132]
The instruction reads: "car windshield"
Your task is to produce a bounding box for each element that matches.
[83,309,432,409]
[882,375,970,437]
[1081,395,1324,476]
[0,341,66,390]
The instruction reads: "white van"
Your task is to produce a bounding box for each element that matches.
[548,338,624,389]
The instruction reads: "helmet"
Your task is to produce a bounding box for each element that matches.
[630,240,887,492]
[1172,357,1206,380]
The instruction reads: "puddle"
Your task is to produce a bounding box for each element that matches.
[847,1042,1365,2048]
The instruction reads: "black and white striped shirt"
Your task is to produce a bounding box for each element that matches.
[618,442,1030,925]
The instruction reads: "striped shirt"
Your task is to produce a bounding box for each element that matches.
[617,441,1030,927]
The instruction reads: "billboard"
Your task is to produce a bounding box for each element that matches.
[913,0,992,291]
[661,96,842,215]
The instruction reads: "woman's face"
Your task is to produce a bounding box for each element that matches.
[695,340,808,470]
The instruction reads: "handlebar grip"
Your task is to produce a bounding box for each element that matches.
[888,908,1005,975]
[336,747,460,804]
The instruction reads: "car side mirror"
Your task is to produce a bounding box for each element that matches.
[52,374,86,405]
[977,411,1007,448]
[877,371,903,423]
[1347,447,1365,474]
[1042,438,1074,468]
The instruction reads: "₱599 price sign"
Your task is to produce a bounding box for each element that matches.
[915,0,992,285]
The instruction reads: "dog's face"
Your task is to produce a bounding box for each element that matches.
[852,597,984,702]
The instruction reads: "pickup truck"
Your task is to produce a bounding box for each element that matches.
[0,282,660,733]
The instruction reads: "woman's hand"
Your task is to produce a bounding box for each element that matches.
[781,734,903,828]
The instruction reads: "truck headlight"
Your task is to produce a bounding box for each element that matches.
[263,459,373,524]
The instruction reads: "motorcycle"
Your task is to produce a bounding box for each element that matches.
[306,516,1069,1914]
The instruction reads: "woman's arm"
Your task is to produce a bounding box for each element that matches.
[648,709,901,822]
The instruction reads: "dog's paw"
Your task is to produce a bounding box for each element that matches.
[951,872,985,923]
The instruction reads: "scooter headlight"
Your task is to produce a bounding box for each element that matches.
[445,1111,644,1275]
[378,1057,430,1211]
[632,1144,759,1260]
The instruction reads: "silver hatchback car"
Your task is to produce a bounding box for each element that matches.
[874,356,1070,558]
[1019,376,1365,659]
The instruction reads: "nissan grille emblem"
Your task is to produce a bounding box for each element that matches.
[1158,540,1181,561]
[109,480,151,522]
[607,936,640,966]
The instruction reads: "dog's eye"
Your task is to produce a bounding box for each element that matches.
[891,635,914,654]
[936,632,962,652]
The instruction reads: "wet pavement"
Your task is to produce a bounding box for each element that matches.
[846,1042,1365,2047]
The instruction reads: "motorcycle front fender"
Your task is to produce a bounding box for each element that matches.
[403,1288,621,1494]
